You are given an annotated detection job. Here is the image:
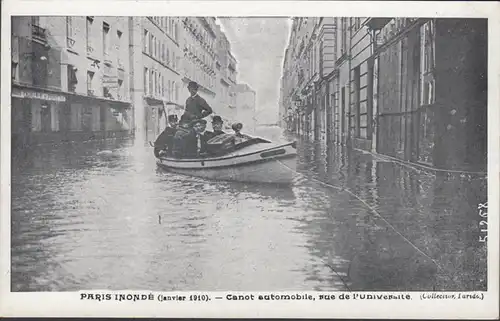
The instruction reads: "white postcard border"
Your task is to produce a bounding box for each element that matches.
[1,0,499,319]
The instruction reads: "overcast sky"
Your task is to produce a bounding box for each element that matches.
[218,17,292,124]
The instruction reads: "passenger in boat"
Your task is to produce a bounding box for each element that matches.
[183,81,213,120]
[153,114,178,157]
[232,123,252,142]
[172,118,211,158]
[192,119,212,156]
[210,115,226,138]
[172,114,195,158]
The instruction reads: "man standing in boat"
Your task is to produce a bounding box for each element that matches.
[183,81,213,120]
[153,114,178,157]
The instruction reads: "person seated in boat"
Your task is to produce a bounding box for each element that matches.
[209,115,226,138]
[153,114,178,157]
[231,123,252,143]
[183,81,213,120]
[172,114,194,158]
[172,118,211,158]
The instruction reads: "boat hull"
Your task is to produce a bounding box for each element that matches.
[156,142,298,184]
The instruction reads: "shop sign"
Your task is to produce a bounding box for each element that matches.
[12,88,66,102]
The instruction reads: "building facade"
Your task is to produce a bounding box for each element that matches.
[215,25,237,123]
[179,17,218,109]
[280,17,487,172]
[12,16,133,148]
[280,18,336,142]
[12,16,252,147]
[235,83,257,134]
[130,16,184,142]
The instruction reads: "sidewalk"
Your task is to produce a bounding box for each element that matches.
[296,136,488,291]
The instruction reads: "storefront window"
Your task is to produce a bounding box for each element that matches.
[418,108,434,164]
[31,101,42,132]
[420,20,436,105]
[417,20,436,164]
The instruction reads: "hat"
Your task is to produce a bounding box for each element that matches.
[191,119,207,126]
[232,123,243,131]
[188,81,199,90]
[168,114,178,122]
[212,115,223,123]
[179,114,193,125]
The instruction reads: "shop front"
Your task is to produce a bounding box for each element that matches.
[144,96,184,143]
[65,93,132,142]
[11,85,66,148]
[372,18,487,171]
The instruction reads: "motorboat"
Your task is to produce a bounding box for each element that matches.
[155,125,298,185]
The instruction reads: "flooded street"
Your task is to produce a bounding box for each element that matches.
[11,126,487,292]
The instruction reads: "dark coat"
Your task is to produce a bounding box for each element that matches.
[172,128,211,158]
[154,126,177,157]
[184,94,213,119]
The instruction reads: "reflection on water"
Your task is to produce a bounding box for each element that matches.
[11,126,487,291]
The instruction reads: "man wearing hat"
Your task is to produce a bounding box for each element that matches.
[183,81,213,120]
[153,114,178,157]
[172,118,211,158]
[211,115,226,137]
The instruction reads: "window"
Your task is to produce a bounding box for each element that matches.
[116,30,122,50]
[87,71,94,94]
[144,67,149,95]
[420,20,435,105]
[174,23,178,41]
[66,17,76,48]
[67,65,77,92]
[148,33,153,56]
[143,29,149,52]
[155,71,159,96]
[156,38,160,59]
[103,22,110,57]
[167,48,170,65]
[150,70,154,96]
[353,17,362,32]
[12,62,18,81]
[161,42,165,62]
[175,83,179,101]
[32,16,40,26]
[157,72,161,96]
[152,36,156,58]
[161,75,165,97]
[118,79,123,100]
[86,17,94,53]
[353,66,361,137]
[155,72,159,96]
[341,18,348,55]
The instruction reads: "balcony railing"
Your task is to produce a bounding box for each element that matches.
[32,25,47,42]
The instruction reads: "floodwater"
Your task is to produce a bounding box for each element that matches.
[11,126,487,292]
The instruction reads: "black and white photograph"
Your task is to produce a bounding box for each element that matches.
[1,1,499,318]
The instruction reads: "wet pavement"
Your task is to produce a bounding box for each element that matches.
[11,126,487,292]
